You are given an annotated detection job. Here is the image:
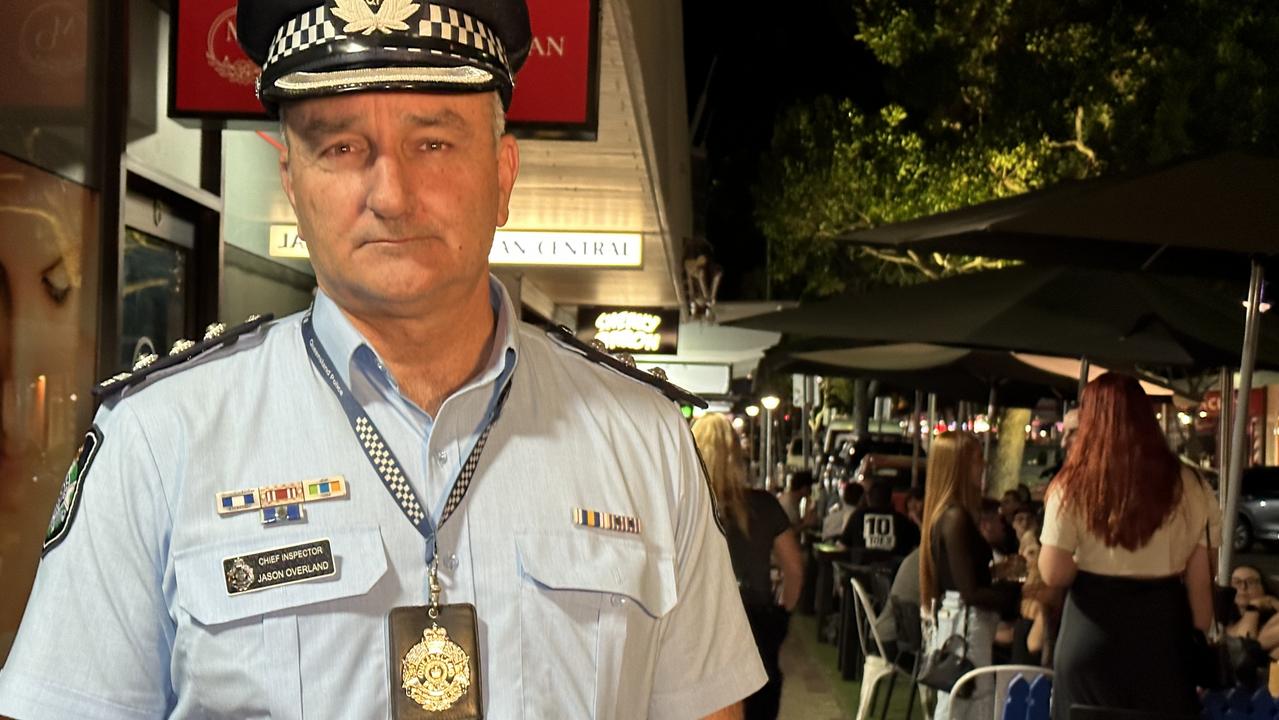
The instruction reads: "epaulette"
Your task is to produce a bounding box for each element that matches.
[546,325,708,409]
[93,314,275,398]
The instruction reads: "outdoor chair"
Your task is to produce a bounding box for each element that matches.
[851,576,927,720]
[1069,708,1198,720]
[946,665,1053,720]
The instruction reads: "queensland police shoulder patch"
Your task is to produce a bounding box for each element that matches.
[43,427,103,554]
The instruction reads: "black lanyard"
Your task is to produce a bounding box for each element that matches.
[301,312,509,559]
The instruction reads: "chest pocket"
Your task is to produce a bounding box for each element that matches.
[172,525,388,720]
[516,531,676,720]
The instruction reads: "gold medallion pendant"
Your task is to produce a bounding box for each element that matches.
[402,624,471,711]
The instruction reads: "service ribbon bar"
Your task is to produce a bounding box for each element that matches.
[572,507,642,535]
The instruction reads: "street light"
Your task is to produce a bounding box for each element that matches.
[760,395,781,490]
[744,405,760,417]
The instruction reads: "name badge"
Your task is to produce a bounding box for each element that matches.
[223,538,336,595]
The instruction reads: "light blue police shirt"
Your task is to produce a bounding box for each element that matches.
[0,278,765,719]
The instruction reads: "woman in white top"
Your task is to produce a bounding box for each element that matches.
[1039,373,1219,720]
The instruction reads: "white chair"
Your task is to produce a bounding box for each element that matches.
[850,577,928,720]
[947,665,1054,720]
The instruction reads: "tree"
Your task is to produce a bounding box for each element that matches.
[755,0,1279,299]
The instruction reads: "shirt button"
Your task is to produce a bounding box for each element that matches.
[611,595,627,607]
[445,554,460,571]
[436,450,447,465]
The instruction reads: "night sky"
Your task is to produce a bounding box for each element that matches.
[682,0,885,302]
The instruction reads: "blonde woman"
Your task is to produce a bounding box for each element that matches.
[692,413,804,720]
[920,432,1011,719]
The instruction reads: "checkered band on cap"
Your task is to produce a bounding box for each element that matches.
[266,6,345,67]
[263,2,508,76]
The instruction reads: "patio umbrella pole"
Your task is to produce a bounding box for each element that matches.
[1217,365,1227,580]
[1219,260,1266,583]
[983,386,997,487]
[911,390,923,487]
[1077,356,1090,403]
[927,393,938,452]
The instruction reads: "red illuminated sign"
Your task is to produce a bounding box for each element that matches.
[169,0,264,119]
[170,0,600,134]
[507,0,600,140]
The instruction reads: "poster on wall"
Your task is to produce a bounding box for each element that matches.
[168,0,600,135]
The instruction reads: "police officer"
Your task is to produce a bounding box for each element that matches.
[0,1,764,717]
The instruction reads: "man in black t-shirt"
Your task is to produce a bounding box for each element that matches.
[841,479,920,557]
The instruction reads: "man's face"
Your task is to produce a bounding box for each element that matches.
[279,91,519,315]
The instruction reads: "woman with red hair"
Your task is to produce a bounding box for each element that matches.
[1039,373,1219,719]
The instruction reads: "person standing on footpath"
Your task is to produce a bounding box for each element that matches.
[693,413,804,720]
[1040,373,1218,720]
[0,2,764,717]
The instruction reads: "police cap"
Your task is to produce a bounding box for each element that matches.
[237,0,532,116]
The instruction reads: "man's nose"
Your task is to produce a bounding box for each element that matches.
[365,153,411,219]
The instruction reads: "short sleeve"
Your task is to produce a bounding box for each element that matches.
[0,404,175,720]
[647,416,766,719]
[1040,488,1080,553]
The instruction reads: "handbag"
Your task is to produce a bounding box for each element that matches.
[920,605,976,698]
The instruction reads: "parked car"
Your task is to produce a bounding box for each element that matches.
[1236,466,1279,552]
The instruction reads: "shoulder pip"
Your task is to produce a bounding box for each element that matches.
[94,314,275,400]
[545,325,707,409]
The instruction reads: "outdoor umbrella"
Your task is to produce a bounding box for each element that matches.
[732,265,1279,370]
[836,151,1279,278]
[834,151,1279,581]
[761,340,1081,407]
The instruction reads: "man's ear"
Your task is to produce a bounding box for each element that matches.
[278,138,296,211]
[495,134,519,227]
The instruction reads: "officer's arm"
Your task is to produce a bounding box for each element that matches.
[646,409,766,719]
[702,701,744,719]
[0,403,175,719]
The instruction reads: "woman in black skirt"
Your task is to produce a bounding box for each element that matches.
[1039,374,1217,719]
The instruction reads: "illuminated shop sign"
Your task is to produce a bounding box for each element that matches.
[489,231,642,267]
[267,226,642,268]
[576,306,679,355]
[170,0,600,134]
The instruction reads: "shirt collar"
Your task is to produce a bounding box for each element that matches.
[310,276,520,397]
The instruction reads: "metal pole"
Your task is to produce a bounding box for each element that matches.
[1078,356,1091,405]
[1218,366,1234,519]
[763,408,774,492]
[911,390,923,488]
[927,393,938,451]
[1220,260,1266,584]
[983,386,997,492]
[801,376,813,470]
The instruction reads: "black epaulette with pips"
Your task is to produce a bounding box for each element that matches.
[93,314,274,398]
[546,325,708,409]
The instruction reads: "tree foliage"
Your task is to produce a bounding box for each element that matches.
[755,0,1279,299]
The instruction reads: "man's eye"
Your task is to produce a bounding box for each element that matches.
[325,143,355,157]
[421,140,448,152]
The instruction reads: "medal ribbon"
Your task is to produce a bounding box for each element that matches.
[301,313,509,555]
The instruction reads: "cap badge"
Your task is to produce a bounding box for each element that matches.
[330,0,419,35]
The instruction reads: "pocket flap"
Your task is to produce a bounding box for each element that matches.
[174,525,387,626]
[515,532,676,617]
